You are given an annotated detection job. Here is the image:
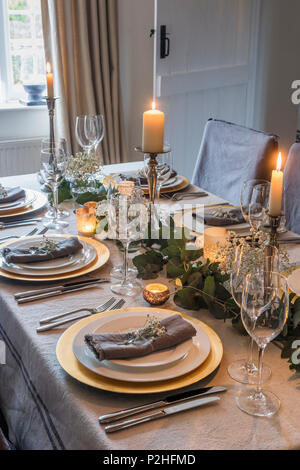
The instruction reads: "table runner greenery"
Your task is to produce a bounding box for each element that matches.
[132,217,300,376]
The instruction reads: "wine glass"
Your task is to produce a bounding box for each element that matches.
[107,189,148,296]
[249,182,270,231]
[228,243,279,384]
[40,139,69,230]
[75,115,105,156]
[237,271,289,417]
[241,179,270,225]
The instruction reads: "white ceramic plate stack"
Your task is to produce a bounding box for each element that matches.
[72,309,211,383]
[0,189,36,214]
[0,188,48,220]
[0,235,98,278]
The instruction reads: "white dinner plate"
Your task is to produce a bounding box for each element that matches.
[0,189,36,213]
[72,309,211,383]
[0,237,97,276]
[287,268,300,296]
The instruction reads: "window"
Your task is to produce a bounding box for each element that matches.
[0,0,46,103]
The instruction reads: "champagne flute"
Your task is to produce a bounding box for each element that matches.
[228,243,279,384]
[41,139,68,230]
[237,271,289,417]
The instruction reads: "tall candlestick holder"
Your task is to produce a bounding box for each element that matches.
[134,145,171,204]
[262,212,282,249]
[45,97,58,155]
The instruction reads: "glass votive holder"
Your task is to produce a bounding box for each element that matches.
[204,227,228,262]
[143,283,170,306]
[76,207,97,237]
[84,201,98,210]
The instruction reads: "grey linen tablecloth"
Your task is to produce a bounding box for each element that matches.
[0,167,299,450]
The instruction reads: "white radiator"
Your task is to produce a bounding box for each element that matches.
[0,138,42,177]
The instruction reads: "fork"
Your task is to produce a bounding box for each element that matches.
[0,226,48,244]
[36,297,125,333]
[171,191,208,201]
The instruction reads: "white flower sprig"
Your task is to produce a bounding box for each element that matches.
[66,152,101,183]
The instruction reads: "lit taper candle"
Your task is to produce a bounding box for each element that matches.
[46,62,54,99]
[269,152,283,217]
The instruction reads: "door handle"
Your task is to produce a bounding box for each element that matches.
[160,25,170,59]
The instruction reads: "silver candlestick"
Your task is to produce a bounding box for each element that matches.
[45,97,58,155]
[135,145,171,204]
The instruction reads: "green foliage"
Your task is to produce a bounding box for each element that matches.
[50,179,107,205]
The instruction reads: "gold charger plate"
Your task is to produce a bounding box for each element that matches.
[56,307,223,394]
[0,189,48,219]
[143,175,190,195]
[0,234,110,282]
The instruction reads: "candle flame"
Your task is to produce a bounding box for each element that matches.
[46,62,52,74]
[152,101,156,110]
[277,152,282,171]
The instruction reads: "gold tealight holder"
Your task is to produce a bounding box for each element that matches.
[76,206,97,237]
[143,283,170,306]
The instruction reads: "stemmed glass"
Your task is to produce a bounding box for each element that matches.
[241,179,270,226]
[248,182,270,231]
[237,271,289,416]
[75,115,105,156]
[107,189,148,296]
[228,243,279,384]
[40,140,69,231]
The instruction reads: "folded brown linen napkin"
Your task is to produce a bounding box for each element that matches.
[2,236,83,264]
[84,313,197,361]
[204,207,245,226]
[0,187,25,204]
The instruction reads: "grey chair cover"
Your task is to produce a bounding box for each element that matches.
[192,119,278,205]
[284,143,300,235]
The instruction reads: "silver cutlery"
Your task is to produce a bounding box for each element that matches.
[15,277,109,300]
[108,299,125,310]
[0,227,39,243]
[172,192,208,201]
[0,218,42,229]
[104,396,220,433]
[36,297,125,333]
[99,385,227,424]
[40,296,117,324]
[279,238,300,244]
[17,278,110,304]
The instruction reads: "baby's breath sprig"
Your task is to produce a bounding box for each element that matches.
[123,315,166,345]
[38,236,59,254]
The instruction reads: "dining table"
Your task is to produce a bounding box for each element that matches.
[0,161,299,451]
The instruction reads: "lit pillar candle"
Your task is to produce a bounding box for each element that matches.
[142,102,165,153]
[269,152,283,217]
[46,62,54,99]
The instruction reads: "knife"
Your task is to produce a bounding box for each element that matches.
[0,218,42,229]
[17,280,110,304]
[14,278,109,300]
[104,396,220,433]
[99,385,226,424]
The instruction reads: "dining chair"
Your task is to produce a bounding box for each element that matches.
[191,119,278,205]
[283,142,300,235]
[0,408,13,450]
